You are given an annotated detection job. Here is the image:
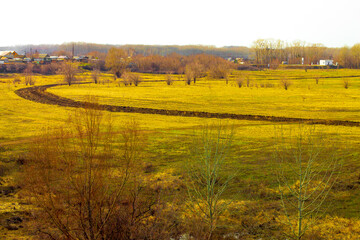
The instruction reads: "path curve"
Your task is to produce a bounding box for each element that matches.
[14,83,360,127]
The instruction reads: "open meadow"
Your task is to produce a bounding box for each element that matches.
[1,69,360,239]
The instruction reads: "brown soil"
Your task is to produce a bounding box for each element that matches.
[14,83,360,127]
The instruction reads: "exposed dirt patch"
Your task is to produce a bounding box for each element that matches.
[14,83,360,127]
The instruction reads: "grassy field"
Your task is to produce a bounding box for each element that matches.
[1,69,360,239]
[48,69,360,121]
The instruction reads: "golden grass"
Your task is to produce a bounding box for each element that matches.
[48,69,360,121]
[1,69,360,231]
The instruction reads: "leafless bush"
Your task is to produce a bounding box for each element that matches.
[343,79,350,89]
[236,78,244,88]
[19,101,179,240]
[280,78,292,90]
[24,64,34,86]
[260,82,275,88]
[185,69,193,85]
[122,72,142,86]
[315,77,319,84]
[209,65,230,80]
[165,74,173,85]
[25,76,36,86]
[40,63,59,75]
[91,69,100,84]
[12,78,21,85]
[245,74,251,87]
[130,74,142,86]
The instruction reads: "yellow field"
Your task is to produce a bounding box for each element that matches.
[1,69,360,239]
[48,69,360,121]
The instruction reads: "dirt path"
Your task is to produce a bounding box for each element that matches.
[14,83,360,127]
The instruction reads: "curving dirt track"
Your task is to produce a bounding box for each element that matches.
[14,83,360,127]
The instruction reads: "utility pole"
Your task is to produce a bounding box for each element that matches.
[72,43,75,58]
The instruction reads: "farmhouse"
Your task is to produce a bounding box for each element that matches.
[319,59,333,66]
[0,50,18,59]
[58,56,69,61]
[73,56,89,62]
[34,54,50,63]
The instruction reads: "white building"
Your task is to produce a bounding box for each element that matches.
[319,60,333,66]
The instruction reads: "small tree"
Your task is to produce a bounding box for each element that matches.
[273,126,341,240]
[185,125,235,240]
[185,62,204,84]
[59,61,78,86]
[208,64,230,80]
[91,68,100,84]
[24,63,35,85]
[280,78,292,90]
[20,101,140,240]
[185,66,194,85]
[105,47,128,79]
[122,72,142,86]
[130,74,142,86]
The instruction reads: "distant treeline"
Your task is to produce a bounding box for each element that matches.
[3,40,360,69]
[0,43,250,59]
[252,39,360,68]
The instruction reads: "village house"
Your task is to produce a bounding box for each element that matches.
[0,50,18,59]
[33,54,50,63]
[0,50,94,65]
[319,59,333,66]
[0,51,18,64]
[50,56,59,62]
[73,56,89,62]
[58,56,69,61]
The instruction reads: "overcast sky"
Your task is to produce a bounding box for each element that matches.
[2,0,359,47]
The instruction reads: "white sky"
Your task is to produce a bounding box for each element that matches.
[1,0,360,47]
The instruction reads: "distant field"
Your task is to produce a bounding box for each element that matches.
[49,69,360,121]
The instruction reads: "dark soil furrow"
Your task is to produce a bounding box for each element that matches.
[14,84,360,127]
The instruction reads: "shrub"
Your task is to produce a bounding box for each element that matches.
[91,69,100,84]
[315,77,319,84]
[165,74,173,85]
[343,79,350,89]
[122,72,142,86]
[12,78,21,85]
[236,78,244,88]
[280,78,292,90]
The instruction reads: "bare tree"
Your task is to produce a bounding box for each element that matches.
[20,100,149,240]
[185,69,193,85]
[59,61,79,86]
[280,78,292,90]
[91,68,100,84]
[273,126,341,240]
[24,63,35,85]
[122,72,142,86]
[105,47,128,79]
[185,124,235,240]
[185,62,204,84]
